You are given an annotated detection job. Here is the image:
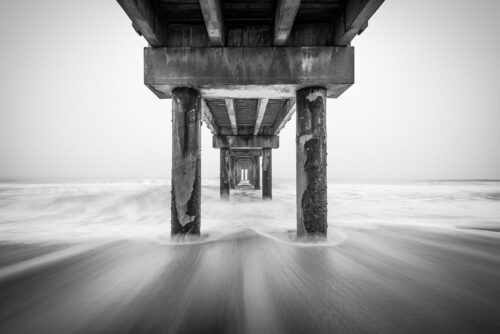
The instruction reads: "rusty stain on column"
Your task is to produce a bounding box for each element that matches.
[262,148,272,199]
[296,86,327,237]
[171,87,201,236]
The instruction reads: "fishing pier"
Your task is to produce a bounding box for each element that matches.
[116,0,384,236]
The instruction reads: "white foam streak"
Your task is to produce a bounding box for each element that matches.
[0,179,499,244]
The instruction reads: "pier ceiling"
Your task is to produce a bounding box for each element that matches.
[118,0,383,136]
[118,0,383,47]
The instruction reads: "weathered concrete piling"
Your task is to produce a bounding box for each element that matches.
[220,148,230,199]
[229,156,236,190]
[262,148,272,199]
[171,88,201,235]
[254,156,261,190]
[296,87,328,237]
[117,0,384,236]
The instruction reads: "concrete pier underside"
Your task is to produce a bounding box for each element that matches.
[117,0,385,236]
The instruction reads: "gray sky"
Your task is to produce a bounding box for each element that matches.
[0,0,499,180]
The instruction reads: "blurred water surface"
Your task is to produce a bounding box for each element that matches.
[1,179,500,333]
[0,179,499,243]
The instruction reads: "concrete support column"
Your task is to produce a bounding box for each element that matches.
[235,160,240,186]
[296,86,327,237]
[238,163,242,184]
[171,87,201,236]
[262,149,272,199]
[229,156,236,189]
[254,156,261,190]
[249,161,254,185]
[220,148,230,199]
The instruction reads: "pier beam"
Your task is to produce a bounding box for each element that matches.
[171,87,201,236]
[220,148,230,199]
[262,148,272,199]
[296,86,327,237]
[254,156,261,190]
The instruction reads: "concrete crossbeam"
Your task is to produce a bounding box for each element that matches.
[229,149,262,157]
[144,47,354,99]
[213,136,279,149]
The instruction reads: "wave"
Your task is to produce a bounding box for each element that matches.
[0,179,499,244]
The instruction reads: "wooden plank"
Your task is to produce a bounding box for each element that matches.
[253,99,269,135]
[273,99,296,134]
[116,0,167,46]
[201,99,219,135]
[199,0,225,46]
[334,0,385,45]
[274,0,301,46]
[225,99,238,135]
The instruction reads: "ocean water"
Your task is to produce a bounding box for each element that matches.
[2,179,500,333]
[0,178,499,244]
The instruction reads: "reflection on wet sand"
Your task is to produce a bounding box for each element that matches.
[1,226,500,334]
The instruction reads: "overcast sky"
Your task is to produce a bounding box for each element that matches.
[0,0,499,180]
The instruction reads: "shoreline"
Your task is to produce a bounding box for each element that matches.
[1,226,500,333]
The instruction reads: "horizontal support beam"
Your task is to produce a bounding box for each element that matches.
[144,47,354,99]
[199,0,225,46]
[201,99,218,134]
[273,99,296,134]
[201,85,297,99]
[225,99,238,135]
[274,0,301,46]
[254,98,269,135]
[213,136,279,149]
[335,0,385,45]
[197,84,351,99]
[230,149,262,157]
[117,0,167,47]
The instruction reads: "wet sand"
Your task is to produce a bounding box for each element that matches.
[1,227,500,334]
